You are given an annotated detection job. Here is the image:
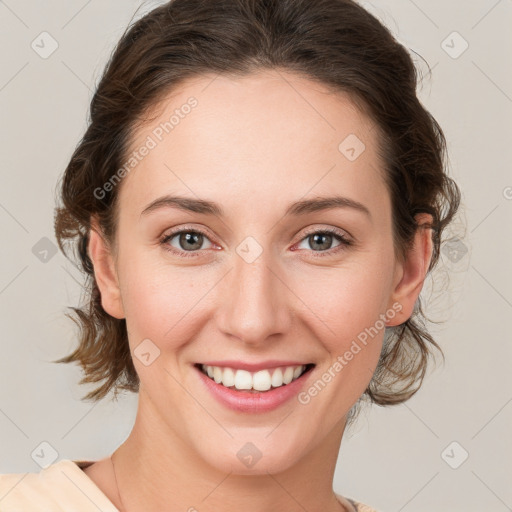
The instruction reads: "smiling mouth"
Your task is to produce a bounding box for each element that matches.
[194,363,315,393]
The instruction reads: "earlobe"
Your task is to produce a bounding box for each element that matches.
[386,213,433,327]
[87,218,125,319]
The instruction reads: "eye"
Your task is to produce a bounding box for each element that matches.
[294,227,352,257]
[160,228,216,258]
[159,226,353,259]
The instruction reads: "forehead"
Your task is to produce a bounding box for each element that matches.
[118,70,387,222]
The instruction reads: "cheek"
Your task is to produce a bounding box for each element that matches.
[117,253,206,347]
[290,256,394,400]
[292,260,392,344]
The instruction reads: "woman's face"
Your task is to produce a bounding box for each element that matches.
[92,70,425,475]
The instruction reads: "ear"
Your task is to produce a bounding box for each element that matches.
[87,217,125,319]
[386,213,433,327]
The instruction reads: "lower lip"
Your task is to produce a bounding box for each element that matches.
[194,365,314,413]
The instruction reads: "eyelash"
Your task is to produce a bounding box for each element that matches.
[160,228,352,258]
[297,227,353,257]
[159,226,352,259]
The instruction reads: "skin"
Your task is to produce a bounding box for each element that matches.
[85,69,433,512]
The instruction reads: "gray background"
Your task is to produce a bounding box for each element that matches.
[1,1,511,511]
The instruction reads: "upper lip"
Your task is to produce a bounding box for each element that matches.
[195,360,314,372]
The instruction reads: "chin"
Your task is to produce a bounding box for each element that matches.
[196,439,303,476]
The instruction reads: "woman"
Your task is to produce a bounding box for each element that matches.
[0,0,461,510]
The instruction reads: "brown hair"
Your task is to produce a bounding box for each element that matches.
[53,0,461,420]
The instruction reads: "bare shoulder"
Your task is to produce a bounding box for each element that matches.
[81,457,119,504]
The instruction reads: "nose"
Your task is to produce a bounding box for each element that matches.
[215,249,293,346]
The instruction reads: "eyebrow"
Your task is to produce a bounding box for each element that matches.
[140,194,372,220]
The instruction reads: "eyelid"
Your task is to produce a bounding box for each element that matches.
[159,225,218,257]
[298,224,352,242]
[160,224,216,242]
[291,226,353,257]
[159,223,353,258]
[160,224,351,244]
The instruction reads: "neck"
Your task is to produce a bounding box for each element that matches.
[112,388,350,512]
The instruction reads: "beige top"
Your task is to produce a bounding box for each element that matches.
[0,459,379,511]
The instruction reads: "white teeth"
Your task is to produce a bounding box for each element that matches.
[283,366,294,385]
[271,368,284,387]
[293,366,303,379]
[200,364,310,392]
[253,370,272,391]
[213,366,223,384]
[222,367,235,387]
[234,369,253,390]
